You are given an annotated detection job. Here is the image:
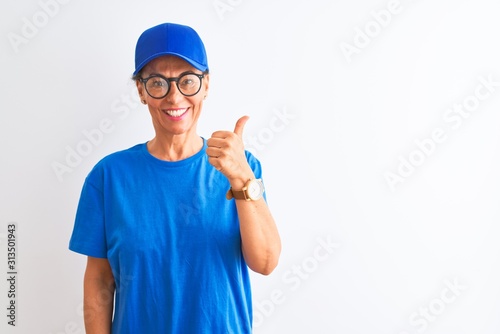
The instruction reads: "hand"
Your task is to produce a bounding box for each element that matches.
[206,116,254,186]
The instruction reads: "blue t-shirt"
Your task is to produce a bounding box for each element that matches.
[69,139,262,333]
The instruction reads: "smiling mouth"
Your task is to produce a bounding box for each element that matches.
[163,108,188,117]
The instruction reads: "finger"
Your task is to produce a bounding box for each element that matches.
[233,115,250,138]
[206,137,227,148]
[208,158,221,171]
[210,130,232,139]
[206,147,222,158]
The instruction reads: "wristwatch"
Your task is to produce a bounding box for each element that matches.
[226,178,265,201]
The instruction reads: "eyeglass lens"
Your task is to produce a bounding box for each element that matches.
[144,74,202,98]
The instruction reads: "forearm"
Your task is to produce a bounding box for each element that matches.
[236,197,281,275]
[84,270,115,333]
[206,123,281,274]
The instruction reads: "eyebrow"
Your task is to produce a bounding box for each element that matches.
[144,70,202,78]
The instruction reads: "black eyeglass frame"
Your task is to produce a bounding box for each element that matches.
[139,72,205,99]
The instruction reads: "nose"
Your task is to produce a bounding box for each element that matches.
[164,79,183,104]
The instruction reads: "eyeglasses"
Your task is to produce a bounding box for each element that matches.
[139,72,205,98]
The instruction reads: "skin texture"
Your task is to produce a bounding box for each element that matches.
[83,55,281,333]
[83,257,115,334]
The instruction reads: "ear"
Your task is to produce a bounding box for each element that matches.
[203,73,210,98]
[136,80,147,104]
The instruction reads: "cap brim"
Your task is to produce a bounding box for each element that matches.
[133,52,208,76]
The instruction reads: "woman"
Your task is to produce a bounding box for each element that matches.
[69,22,281,333]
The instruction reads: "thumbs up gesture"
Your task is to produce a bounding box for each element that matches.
[206,116,254,184]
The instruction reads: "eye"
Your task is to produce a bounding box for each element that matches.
[180,77,195,86]
[150,79,165,87]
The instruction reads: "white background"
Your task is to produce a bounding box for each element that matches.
[2,0,500,333]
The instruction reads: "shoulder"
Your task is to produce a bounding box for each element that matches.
[244,150,263,177]
[93,143,145,168]
[245,149,260,164]
[85,143,146,182]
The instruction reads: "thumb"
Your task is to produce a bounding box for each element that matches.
[233,115,250,138]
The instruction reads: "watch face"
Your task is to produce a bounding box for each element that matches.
[247,179,264,200]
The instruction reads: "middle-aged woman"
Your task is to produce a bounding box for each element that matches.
[69,22,281,333]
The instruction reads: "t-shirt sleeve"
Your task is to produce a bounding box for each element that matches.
[68,169,108,258]
[245,150,268,200]
[245,150,264,178]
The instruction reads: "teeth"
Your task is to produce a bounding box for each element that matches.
[165,108,187,117]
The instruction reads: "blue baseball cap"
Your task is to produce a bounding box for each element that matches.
[133,23,209,76]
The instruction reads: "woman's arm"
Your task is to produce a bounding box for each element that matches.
[232,184,281,275]
[83,257,115,334]
[207,116,282,275]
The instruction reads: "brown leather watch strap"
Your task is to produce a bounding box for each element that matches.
[226,188,247,200]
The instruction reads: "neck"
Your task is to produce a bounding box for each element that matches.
[147,133,203,161]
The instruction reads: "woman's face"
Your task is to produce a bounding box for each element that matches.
[136,55,209,139]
